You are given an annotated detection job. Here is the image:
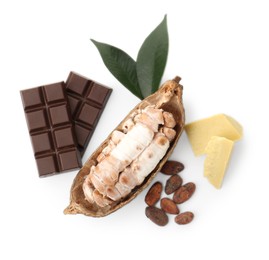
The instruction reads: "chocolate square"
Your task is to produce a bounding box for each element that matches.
[54,127,75,149]
[49,105,69,126]
[87,83,110,105]
[26,109,48,132]
[21,87,44,109]
[77,104,100,126]
[31,132,53,155]
[44,83,65,103]
[36,155,58,177]
[58,150,81,171]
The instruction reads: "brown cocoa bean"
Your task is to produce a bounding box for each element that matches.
[145,206,168,226]
[160,198,179,214]
[175,211,194,224]
[173,182,196,204]
[145,182,162,206]
[165,174,183,195]
[160,160,184,175]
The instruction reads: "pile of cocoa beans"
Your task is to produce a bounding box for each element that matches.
[145,161,195,226]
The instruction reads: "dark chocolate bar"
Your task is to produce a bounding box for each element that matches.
[65,72,112,156]
[21,82,82,177]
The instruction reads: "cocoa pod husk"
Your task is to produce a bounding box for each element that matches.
[64,78,185,217]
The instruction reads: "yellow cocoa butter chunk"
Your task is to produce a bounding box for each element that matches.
[185,114,242,155]
[204,136,234,189]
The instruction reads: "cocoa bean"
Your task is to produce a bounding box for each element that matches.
[175,211,194,224]
[145,182,162,206]
[173,182,196,204]
[160,160,184,175]
[160,198,179,214]
[145,206,168,226]
[165,174,183,195]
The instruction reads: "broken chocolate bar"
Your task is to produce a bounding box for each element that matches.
[65,72,112,156]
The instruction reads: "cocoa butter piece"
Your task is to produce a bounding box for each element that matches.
[160,160,184,175]
[160,198,179,214]
[145,206,168,226]
[173,182,196,204]
[175,211,194,224]
[145,182,162,206]
[165,174,183,195]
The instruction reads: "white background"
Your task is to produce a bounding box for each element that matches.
[0,0,268,259]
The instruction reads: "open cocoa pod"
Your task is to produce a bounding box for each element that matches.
[64,77,185,217]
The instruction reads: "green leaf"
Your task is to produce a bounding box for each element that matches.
[91,39,143,99]
[136,15,169,98]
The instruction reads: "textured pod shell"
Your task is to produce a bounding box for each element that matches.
[64,77,185,217]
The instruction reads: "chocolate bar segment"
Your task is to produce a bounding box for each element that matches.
[66,72,112,156]
[21,82,82,177]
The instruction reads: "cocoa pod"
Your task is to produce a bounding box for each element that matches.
[165,174,183,195]
[64,78,185,217]
[145,206,168,226]
[160,198,179,214]
[145,182,162,206]
[175,211,194,224]
[173,182,196,204]
[160,160,184,175]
